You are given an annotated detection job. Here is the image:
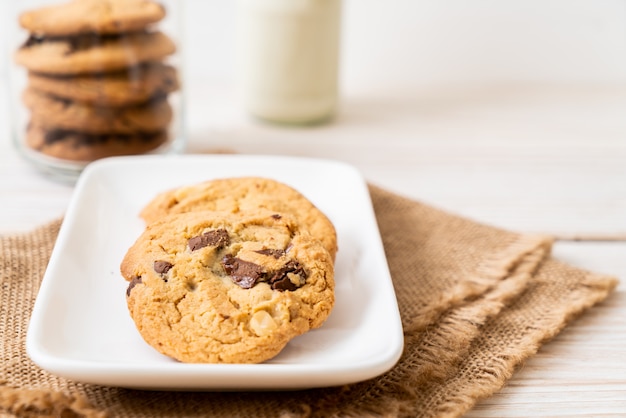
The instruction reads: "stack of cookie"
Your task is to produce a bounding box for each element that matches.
[120,177,337,364]
[14,0,179,162]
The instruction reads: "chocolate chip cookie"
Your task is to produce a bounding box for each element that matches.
[121,210,335,364]
[140,177,338,262]
[23,87,172,134]
[25,122,167,162]
[27,62,179,106]
[15,30,176,75]
[19,0,166,36]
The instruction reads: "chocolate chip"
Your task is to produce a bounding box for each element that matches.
[43,130,69,145]
[22,35,45,48]
[188,229,230,251]
[163,75,176,88]
[21,32,125,52]
[255,249,285,259]
[271,276,298,291]
[154,260,173,274]
[126,275,143,297]
[269,260,307,291]
[65,33,126,55]
[59,100,73,109]
[271,214,282,219]
[222,254,264,289]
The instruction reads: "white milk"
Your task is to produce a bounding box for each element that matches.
[236,0,342,125]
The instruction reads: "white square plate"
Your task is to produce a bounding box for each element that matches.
[27,155,403,390]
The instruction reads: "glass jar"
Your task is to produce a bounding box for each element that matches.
[236,0,342,125]
[4,0,185,183]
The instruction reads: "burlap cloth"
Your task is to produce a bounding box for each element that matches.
[0,185,618,418]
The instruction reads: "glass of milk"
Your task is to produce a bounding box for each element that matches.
[236,0,342,125]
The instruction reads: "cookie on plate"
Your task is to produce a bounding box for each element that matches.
[121,210,335,364]
[23,87,172,134]
[140,177,338,262]
[15,31,176,75]
[25,122,167,161]
[19,0,166,36]
[27,63,179,106]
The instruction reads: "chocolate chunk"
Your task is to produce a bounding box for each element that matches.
[55,96,73,108]
[22,35,45,48]
[126,275,143,297]
[21,33,127,53]
[154,260,173,274]
[163,74,176,88]
[188,229,230,251]
[271,214,282,219]
[269,260,307,291]
[222,254,264,289]
[255,248,285,259]
[66,33,129,54]
[271,276,298,291]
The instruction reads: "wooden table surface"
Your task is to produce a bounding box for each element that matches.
[1,79,625,415]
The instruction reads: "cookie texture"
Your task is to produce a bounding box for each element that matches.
[27,63,179,106]
[140,177,338,261]
[121,210,335,364]
[15,31,176,75]
[19,0,166,36]
[23,87,172,134]
[25,122,167,161]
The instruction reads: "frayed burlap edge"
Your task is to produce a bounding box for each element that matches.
[0,382,106,418]
[420,262,619,418]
